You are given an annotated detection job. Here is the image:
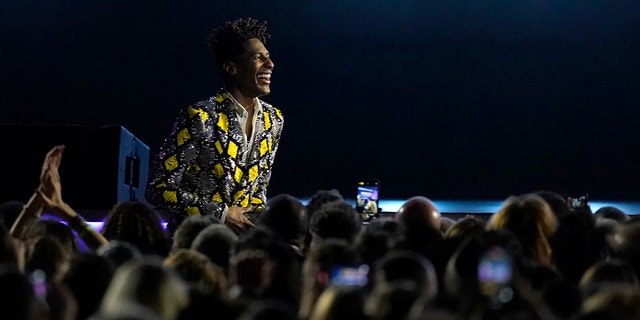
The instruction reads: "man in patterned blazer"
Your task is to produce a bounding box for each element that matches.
[146,17,284,236]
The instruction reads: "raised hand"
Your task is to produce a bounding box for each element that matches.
[39,145,65,199]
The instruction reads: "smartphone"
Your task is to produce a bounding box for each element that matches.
[478,245,513,308]
[30,269,48,299]
[478,246,512,286]
[355,179,380,216]
[567,193,589,210]
[330,265,369,287]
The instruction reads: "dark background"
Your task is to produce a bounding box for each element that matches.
[2,0,639,203]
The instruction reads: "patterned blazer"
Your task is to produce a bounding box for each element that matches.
[146,89,284,220]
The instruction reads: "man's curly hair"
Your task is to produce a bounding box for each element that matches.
[207,17,271,75]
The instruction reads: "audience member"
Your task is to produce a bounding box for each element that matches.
[11,145,108,252]
[0,223,22,270]
[366,250,438,320]
[9,145,65,238]
[305,189,345,220]
[354,217,404,272]
[308,199,361,249]
[93,257,189,320]
[171,215,221,252]
[164,248,228,295]
[533,189,571,219]
[577,284,640,319]
[96,239,143,268]
[442,229,555,319]
[443,215,486,240]
[486,193,558,267]
[579,258,640,299]
[365,280,422,320]
[395,196,442,230]
[299,238,360,320]
[550,208,605,286]
[229,226,303,312]
[307,284,368,320]
[257,193,309,254]
[63,252,116,320]
[227,242,276,309]
[0,264,48,320]
[190,223,238,275]
[303,189,345,255]
[100,201,170,257]
[394,196,443,259]
[166,248,238,320]
[605,220,640,280]
[24,236,71,284]
[593,205,629,223]
[19,218,79,259]
[26,243,79,320]
[371,249,438,302]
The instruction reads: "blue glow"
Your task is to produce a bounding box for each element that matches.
[61,199,640,232]
[351,199,640,215]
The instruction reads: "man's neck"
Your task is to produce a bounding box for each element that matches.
[227,87,256,112]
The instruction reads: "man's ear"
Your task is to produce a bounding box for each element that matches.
[223,61,237,75]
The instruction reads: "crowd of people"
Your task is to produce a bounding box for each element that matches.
[1,145,640,320]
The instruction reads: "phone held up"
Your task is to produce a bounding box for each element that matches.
[355,178,380,220]
[478,245,514,310]
[566,193,589,211]
[330,265,370,287]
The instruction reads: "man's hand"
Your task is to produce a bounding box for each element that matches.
[225,205,256,235]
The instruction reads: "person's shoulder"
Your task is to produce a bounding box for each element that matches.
[179,92,231,116]
[259,100,284,121]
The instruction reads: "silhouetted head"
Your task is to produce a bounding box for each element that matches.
[101,201,169,257]
[533,190,570,219]
[99,257,189,320]
[608,221,640,280]
[258,194,308,249]
[303,189,344,256]
[0,265,42,320]
[172,215,221,252]
[306,189,344,219]
[444,215,486,240]
[594,206,629,223]
[579,258,640,298]
[372,250,438,302]
[310,200,361,246]
[97,240,142,268]
[395,196,441,231]
[64,252,117,320]
[191,223,238,275]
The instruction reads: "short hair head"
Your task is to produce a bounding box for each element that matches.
[395,196,442,231]
[258,194,308,249]
[310,200,361,244]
